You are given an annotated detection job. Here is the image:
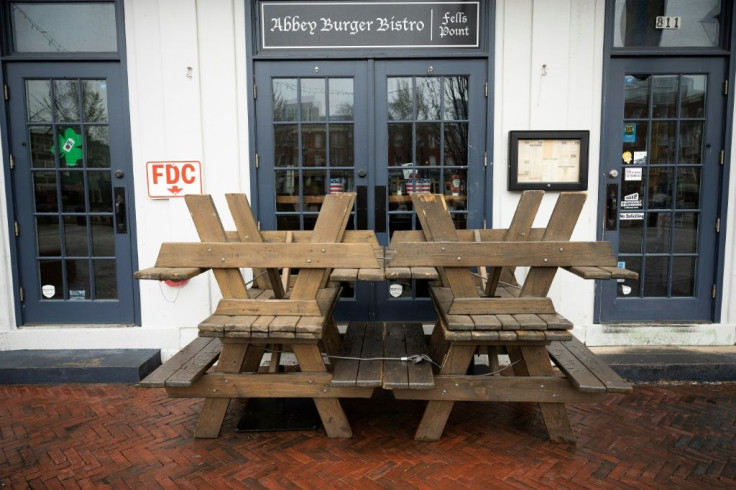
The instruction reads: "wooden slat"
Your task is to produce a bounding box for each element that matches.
[468,314,502,331]
[134,267,205,281]
[140,337,219,388]
[356,322,383,387]
[496,314,520,330]
[564,266,612,279]
[384,267,411,280]
[600,266,639,280]
[389,241,616,268]
[512,313,547,330]
[331,322,366,387]
[330,268,358,282]
[382,323,409,389]
[269,316,299,334]
[165,339,223,388]
[448,296,556,315]
[557,337,633,393]
[412,194,479,298]
[411,267,439,280]
[226,193,284,295]
[546,341,607,393]
[357,268,385,281]
[538,313,573,330]
[404,323,435,389]
[429,287,474,331]
[198,314,227,336]
[156,242,380,269]
[214,298,321,316]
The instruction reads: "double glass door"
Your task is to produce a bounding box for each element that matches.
[255,59,488,320]
[598,58,725,322]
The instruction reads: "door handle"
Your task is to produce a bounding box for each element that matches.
[114,187,127,234]
[605,183,618,231]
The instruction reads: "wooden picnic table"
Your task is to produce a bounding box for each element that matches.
[137,190,633,443]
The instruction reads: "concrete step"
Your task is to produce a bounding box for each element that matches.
[590,346,736,383]
[0,349,161,384]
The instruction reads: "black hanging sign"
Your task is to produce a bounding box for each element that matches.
[260,1,480,49]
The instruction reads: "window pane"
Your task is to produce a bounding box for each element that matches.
[680,75,706,118]
[82,80,109,122]
[275,171,299,212]
[416,77,441,120]
[54,81,81,123]
[25,80,52,122]
[388,77,413,120]
[388,123,412,166]
[328,78,353,121]
[652,76,677,118]
[416,123,440,166]
[88,171,112,213]
[650,122,676,164]
[329,124,354,167]
[624,75,650,118]
[34,171,58,212]
[61,171,85,212]
[274,125,298,167]
[86,127,111,168]
[648,167,673,209]
[613,0,722,48]
[273,79,298,121]
[37,216,60,257]
[64,216,88,257]
[679,122,703,164]
[646,212,670,254]
[444,123,468,166]
[619,219,643,254]
[67,260,90,300]
[617,256,641,297]
[444,76,469,120]
[93,260,117,299]
[671,257,695,297]
[643,256,669,297]
[39,260,62,299]
[301,79,326,121]
[302,124,326,166]
[676,167,700,209]
[30,126,55,168]
[91,216,115,256]
[11,2,117,53]
[673,213,698,254]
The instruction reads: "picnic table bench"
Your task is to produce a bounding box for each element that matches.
[137,190,633,443]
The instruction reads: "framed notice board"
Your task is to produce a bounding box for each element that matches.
[508,130,589,191]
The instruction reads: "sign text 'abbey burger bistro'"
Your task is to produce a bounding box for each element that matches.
[260,1,480,49]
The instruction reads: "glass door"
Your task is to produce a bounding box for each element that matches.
[254,59,488,321]
[598,58,725,322]
[7,62,137,324]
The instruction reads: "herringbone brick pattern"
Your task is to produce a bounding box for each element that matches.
[1,383,734,488]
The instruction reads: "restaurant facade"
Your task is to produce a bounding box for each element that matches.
[1,0,734,358]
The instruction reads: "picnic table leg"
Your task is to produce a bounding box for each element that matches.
[291,343,352,438]
[414,344,475,441]
[518,345,576,444]
[194,342,263,438]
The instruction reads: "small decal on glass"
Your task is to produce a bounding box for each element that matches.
[621,285,632,295]
[622,151,632,164]
[620,212,644,220]
[624,167,642,181]
[41,285,56,298]
[633,151,647,165]
[51,128,83,167]
[621,192,643,210]
[623,123,636,143]
[69,289,86,301]
[389,283,403,298]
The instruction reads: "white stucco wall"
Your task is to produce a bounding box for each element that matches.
[0,0,733,354]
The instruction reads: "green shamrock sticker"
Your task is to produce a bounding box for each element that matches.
[51,128,83,167]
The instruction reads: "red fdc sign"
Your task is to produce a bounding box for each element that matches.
[146,161,203,198]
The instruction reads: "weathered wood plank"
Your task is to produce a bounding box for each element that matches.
[513,313,547,330]
[384,267,411,280]
[140,337,219,388]
[404,323,435,390]
[156,242,380,269]
[389,241,616,268]
[600,266,639,280]
[331,322,366,387]
[357,268,385,281]
[558,337,633,393]
[538,313,573,330]
[134,267,205,281]
[546,341,607,393]
[165,339,223,388]
[382,323,409,389]
[330,268,358,282]
[564,266,612,280]
[356,322,383,387]
[214,298,321,316]
[411,267,439,280]
[448,296,556,315]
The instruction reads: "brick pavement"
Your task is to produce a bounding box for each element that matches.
[0,383,734,488]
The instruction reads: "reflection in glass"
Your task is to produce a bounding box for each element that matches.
[94,260,117,299]
[302,124,326,166]
[388,123,412,166]
[679,122,703,164]
[444,123,468,165]
[330,170,354,194]
[26,80,52,122]
[301,78,326,121]
[277,215,300,230]
[61,171,85,212]
[676,167,700,209]
[328,78,353,120]
[30,126,55,168]
[86,126,110,168]
[389,214,414,236]
[673,213,698,254]
[445,76,469,120]
[34,171,58,212]
[54,80,81,122]
[416,77,441,120]
[64,215,88,257]
[617,256,641,297]
[650,122,675,164]
[613,0,721,48]
[652,76,677,118]
[646,212,670,254]
[91,217,115,256]
[416,123,440,166]
[273,78,298,121]
[444,169,467,211]
[88,171,112,212]
[643,256,669,296]
[388,77,413,120]
[275,171,299,212]
[82,80,108,122]
[329,124,354,167]
[36,216,60,257]
[274,125,299,167]
[303,215,318,230]
[38,260,62,299]
[619,219,642,254]
[67,260,90,299]
[680,75,706,118]
[671,257,695,297]
[451,213,468,229]
[11,2,118,53]
[648,167,673,209]
[303,170,326,198]
[624,75,650,118]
